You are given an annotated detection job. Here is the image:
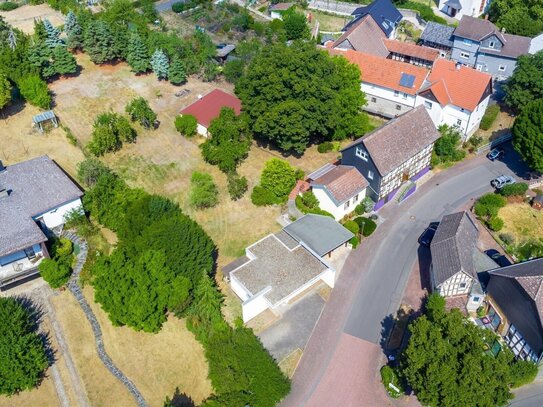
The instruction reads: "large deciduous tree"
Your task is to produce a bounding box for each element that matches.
[201,108,252,173]
[282,8,310,40]
[504,52,543,113]
[488,0,543,37]
[0,297,48,395]
[235,42,368,153]
[512,99,543,172]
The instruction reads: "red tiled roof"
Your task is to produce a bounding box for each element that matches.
[312,165,368,203]
[423,59,492,111]
[330,49,429,95]
[383,39,439,62]
[180,89,241,128]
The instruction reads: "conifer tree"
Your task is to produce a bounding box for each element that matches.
[126,33,149,73]
[43,19,63,48]
[0,72,11,110]
[190,271,223,324]
[84,20,117,64]
[65,11,83,50]
[33,20,47,42]
[168,57,186,85]
[150,49,169,80]
[52,46,77,75]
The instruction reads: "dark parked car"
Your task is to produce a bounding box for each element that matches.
[419,222,439,247]
[487,148,504,161]
[491,175,515,189]
[484,249,511,267]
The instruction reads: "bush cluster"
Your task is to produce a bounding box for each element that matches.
[295,191,334,218]
[474,193,507,232]
[380,365,403,399]
[189,172,219,209]
[251,158,303,206]
[39,237,74,288]
[317,141,334,153]
[227,173,248,200]
[175,114,197,137]
[499,182,528,197]
[480,105,500,131]
[400,2,449,24]
[0,2,19,11]
[353,216,377,237]
[87,112,137,156]
[125,97,157,129]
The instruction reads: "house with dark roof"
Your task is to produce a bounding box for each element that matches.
[341,106,440,209]
[451,16,531,78]
[437,0,488,20]
[419,22,455,53]
[179,89,241,137]
[0,156,83,288]
[415,59,492,139]
[486,258,543,362]
[348,0,402,38]
[307,164,369,220]
[223,215,353,322]
[329,48,430,118]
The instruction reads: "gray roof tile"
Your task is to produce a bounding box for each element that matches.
[420,22,455,48]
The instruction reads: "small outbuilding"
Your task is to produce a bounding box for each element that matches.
[32,110,58,133]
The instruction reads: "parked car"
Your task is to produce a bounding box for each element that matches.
[484,249,511,267]
[487,148,504,161]
[419,222,439,247]
[491,175,516,189]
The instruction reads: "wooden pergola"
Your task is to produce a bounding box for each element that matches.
[33,110,58,133]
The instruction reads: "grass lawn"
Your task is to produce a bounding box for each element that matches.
[0,4,64,34]
[307,9,352,32]
[498,203,543,244]
[473,106,516,145]
[0,374,60,407]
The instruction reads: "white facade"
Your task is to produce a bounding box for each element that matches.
[361,82,417,118]
[436,271,474,297]
[36,198,83,229]
[312,186,366,221]
[196,123,208,137]
[0,244,44,282]
[415,94,490,140]
[438,0,487,20]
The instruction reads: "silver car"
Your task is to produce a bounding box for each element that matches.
[491,175,515,189]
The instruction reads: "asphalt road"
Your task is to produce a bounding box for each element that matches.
[283,144,536,406]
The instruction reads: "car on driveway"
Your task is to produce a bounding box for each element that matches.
[419,222,439,247]
[484,249,511,267]
[491,175,516,189]
[487,148,505,161]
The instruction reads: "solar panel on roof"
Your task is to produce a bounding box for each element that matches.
[399,73,416,88]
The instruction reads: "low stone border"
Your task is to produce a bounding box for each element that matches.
[62,231,148,407]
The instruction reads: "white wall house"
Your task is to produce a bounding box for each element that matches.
[437,0,488,20]
[308,164,368,221]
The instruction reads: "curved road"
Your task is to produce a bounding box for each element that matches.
[282,144,539,406]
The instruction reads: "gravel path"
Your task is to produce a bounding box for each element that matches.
[63,231,148,407]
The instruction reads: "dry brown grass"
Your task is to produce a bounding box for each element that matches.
[0,4,64,34]
[499,203,543,243]
[278,348,303,379]
[0,373,60,407]
[474,108,516,143]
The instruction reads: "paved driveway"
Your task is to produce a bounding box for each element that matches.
[258,291,325,362]
[282,145,533,406]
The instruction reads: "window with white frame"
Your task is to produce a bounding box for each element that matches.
[460,51,470,59]
[355,146,368,161]
[344,200,350,210]
[368,170,374,180]
[353,194,359,203]
[424,100,432,109]
[498,65,506,71]
[456,119,462,127]
[393,90,400,97]
[489,41,495,48]
[459,282,467,288]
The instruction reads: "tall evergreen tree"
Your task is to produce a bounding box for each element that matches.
[84,20,117,64]
[190,271,223,324]
[52,46,77,75]
[65,11,83,50]
[43,19,63,48]
[28,43,56,79]
[168,57,186,85]
[0,72,11,109]
[150,49,169,79]
[33,20,47,42]
[126,32,149,73]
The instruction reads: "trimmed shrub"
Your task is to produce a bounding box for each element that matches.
[18,75,51,109]
[380,365,403,398]
[354,217,377,237]
[52,238,73,258]
[349,235,360,249]
[227,174,248,201]
[480,104,500,131]
[343,220,359,235]
[300,190,319,209]
[509,360,538,388]
[475,193,507,218]
[487,216,504,232]
[251,185,281,206]
[0,1,19,11]
[175,114,197,137]
[499,182,528,197]
[295,195,334,218]
[39,258,72,288]
[354,204,364,215]
[317,141,334,153]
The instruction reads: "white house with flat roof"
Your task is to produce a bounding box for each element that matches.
[0,156,83,288]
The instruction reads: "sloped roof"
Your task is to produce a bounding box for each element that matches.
[454,16,530,59]
[0,156,83,257]
[180,89,241,128]
[488,258,543,355]
[342,106,439,176]
[420,21,455,48]
[420,59,492,111]
[330,49,429,95]
[269,2,293,11]
[383,39,439,62]
[283,214,354,257]
[430,211,479,286]
[311,165,368,204]
[333,15,389,57]
[350,0,402,37]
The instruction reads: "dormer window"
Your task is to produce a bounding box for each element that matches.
[489,41,495,48]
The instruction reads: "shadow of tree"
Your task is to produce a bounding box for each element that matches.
[164,387,195,407]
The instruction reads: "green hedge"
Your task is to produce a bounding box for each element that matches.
[252,185,282,206]
[499,183,528,197]
[317,141,334,153]
[480,104,500,131]
[343,220,359,235]
[380,365,403,398]
[0,1,19,11]
[295,195,334,218]
[354,216,377,237]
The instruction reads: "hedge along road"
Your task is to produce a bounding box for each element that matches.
[282,142,532,406]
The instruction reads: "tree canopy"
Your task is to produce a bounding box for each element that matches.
[235,42,368,153]
[399,294,537,407]
[201,108,252,173]
[504,52,543,113]
[282,8,309,40]
[512,99,543,172]
[488,0,543,37]
[0,297,48,395]
[0,72,11,109]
